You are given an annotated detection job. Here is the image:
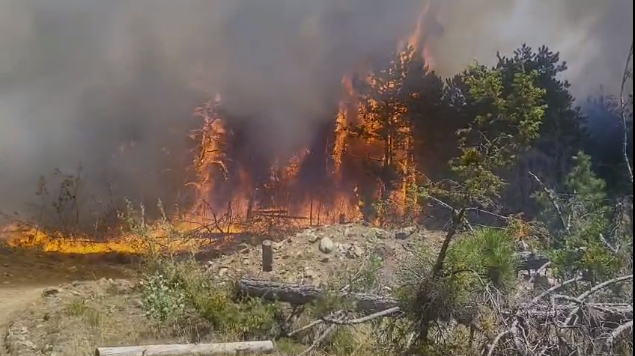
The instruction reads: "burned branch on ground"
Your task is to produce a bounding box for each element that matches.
[235,268,633,356]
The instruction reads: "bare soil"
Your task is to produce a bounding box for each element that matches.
[0,243,133,355]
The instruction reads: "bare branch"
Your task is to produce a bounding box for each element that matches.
[565,274,633,326]
[323,307,402,325]
[606,320,633,349]
[486,330,511,356]
[528,171,570,235]
[528,276,584,307]
[576,274,633,302]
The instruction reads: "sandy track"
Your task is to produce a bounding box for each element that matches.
[0,244,132,355]
[0,286,44,355]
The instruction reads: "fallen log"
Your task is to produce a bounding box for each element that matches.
[237,252,551,314]
[94,340,275,356]
[237,278,399,314]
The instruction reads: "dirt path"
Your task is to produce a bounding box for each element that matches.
[0,286,44,355]
[0,244,132,355]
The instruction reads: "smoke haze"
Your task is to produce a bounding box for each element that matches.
[0,0,632,217]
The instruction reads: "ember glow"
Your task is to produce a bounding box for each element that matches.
[2,0,444,254]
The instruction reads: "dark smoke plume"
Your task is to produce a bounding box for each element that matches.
[0,0,631,219]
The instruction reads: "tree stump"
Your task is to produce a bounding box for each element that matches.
[262,239,273,272]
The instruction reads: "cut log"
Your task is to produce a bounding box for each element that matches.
[237,278,399,314]
[94,340,275,356]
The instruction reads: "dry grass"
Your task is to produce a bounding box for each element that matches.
[4,279,195,356]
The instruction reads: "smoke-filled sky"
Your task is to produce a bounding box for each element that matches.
[0,0,632,217]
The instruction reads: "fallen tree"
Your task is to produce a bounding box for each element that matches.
[237,277,632,323]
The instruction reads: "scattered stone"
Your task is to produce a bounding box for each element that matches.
[346,243,364,259]
[42,287,60,297]
[218,267,229,278]
[373,228,392,240]
[395,226,418,240]
[318,237,335,254]
[371,244,394,260]
[18,340,37,350]
[306,232,320,243]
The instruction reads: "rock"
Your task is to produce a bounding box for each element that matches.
[373,228,392,240]
[346,243,364,259]
[372,244,394,259]
[305,231,320,243]
[318,237,335,254]
[18,340,37,349]
[395,226,418,240]
[402,226,418,235]
[42,287,60,297]
[132,299,144,308]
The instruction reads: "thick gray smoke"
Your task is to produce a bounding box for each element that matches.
[0,0,632,218]
[434,0,633,96]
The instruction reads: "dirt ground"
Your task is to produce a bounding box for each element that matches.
[0,243,133,355]
[0,223,440,356]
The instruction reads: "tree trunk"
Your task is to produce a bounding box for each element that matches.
[95,341,275,356]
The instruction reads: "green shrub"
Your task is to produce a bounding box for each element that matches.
[447,227,519,290]
[139,271,186,322]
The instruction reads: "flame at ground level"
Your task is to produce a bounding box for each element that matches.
[1,220,237,255]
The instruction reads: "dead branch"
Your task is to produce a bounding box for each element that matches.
[510,317,529,356]
[606,320,633,349]
[528,171,570,235]
[486,330,511,356]
[527,277,583,307]
[298,323,338,356]
[322,306,402,325]
[565,274,634,326]
[576,274,633,302]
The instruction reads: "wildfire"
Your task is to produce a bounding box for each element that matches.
[3,0,443,255]
[2,223,211,255]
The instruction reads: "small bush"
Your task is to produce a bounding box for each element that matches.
[140,271,186,322]
[140,255,282,340]
[447,227,519,290]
